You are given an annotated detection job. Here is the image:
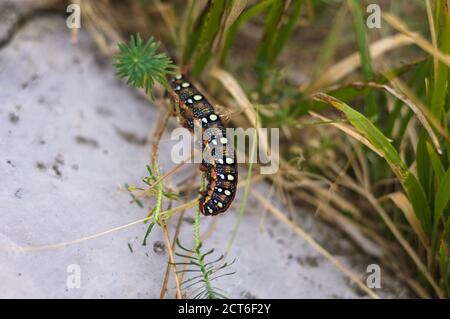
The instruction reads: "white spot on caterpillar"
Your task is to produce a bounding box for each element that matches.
[187,98,193,104]
[220,174,225,179]
[209,114,218,121]
[220,137,228,144]
[181,82,190,88]
[227,174,234,181]
[175,85,181,91]
[193,94,202,101]
[217,202,223,208]
[217,188,223,193]
[175,74,182,79]
[224,190,231,196]
[226,157,234,164]
[202,118,208,123]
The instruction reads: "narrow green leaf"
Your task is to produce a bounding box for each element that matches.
[256,0,285,81]
[430,0,449,119]
[434,168,450,226]
[348,0,377,117]
[348,0,373,80]
[315,93,432,233]
[142,221,156,246]
[417,131,434,201]
[220,0,276,64]
[426,141,445,185]
[269,0,304,67]
[191,0,227,75]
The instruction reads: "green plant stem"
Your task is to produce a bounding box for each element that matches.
[153,162,164,225]
[193,181,215,298]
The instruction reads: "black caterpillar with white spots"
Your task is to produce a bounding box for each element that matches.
[168,74,237,216]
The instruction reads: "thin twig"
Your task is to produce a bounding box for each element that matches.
[0,199,198,253]
[160,173,197,299]
[161,222,183,299]
[151,110,172,166]
[160,209,184,299]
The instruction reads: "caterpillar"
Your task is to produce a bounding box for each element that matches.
[168,74,238,216]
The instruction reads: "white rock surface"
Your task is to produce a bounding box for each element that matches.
[0,15,408,298]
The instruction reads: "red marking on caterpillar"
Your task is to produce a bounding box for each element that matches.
[168,74,238,216]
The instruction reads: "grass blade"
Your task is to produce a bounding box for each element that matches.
[220,0,276,64]
[190,0,227,76]
[314,93,432,233]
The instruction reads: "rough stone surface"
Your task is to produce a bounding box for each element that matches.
[0,15,409,298]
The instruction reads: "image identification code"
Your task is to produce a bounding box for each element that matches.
[178,303,271,316]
